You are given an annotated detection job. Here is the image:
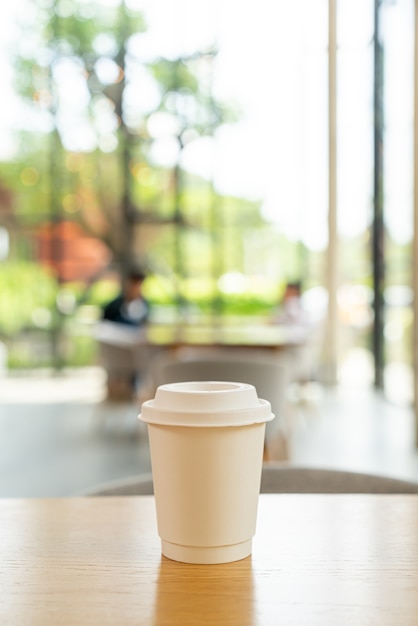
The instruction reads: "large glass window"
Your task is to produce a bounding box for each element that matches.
[0,0,415,395]
[382,0,414,405]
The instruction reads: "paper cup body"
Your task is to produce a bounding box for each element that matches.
[139,381,274,564]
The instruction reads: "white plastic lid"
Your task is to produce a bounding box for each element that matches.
[139,381,274,427]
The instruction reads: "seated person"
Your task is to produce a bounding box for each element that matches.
[102,270,149,327]
[276,281,309,326]
[275,281,324,386]
[101,269,150,400]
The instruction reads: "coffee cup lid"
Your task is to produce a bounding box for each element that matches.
[139,381,274,427]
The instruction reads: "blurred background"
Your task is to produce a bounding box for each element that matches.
[1,0,417,495]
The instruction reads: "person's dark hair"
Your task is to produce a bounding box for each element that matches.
[286,281,302,292]
[125,269,146,283]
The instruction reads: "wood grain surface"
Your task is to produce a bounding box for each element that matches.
[1,495,417,625]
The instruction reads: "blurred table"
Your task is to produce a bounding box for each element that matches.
[148,321,308,349]
[1,495,417,625]
[94,320,308,350]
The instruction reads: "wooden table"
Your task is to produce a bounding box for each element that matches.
[94,320,308,350]
[145,322,308,349]
[2,495,417,625]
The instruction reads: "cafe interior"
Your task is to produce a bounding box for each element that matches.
[2,2,418,624]
[1,0,418,497]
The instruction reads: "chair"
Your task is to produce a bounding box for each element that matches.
[78,473,154,496]
[260,463,418,494]
[150,350,292,458]
[94,321,162,400]
[79,465,418,496]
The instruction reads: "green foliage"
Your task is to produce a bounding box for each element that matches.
[82,278,119,307]
[219,294,276,316]
[62,330,99,367]
[0,262,57,335]
[151,58,200,94]
[141,274,177,306]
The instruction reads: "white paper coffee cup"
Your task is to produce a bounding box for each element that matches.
[139,381,274,564]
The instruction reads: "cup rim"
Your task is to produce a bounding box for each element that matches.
[139,380,275,427]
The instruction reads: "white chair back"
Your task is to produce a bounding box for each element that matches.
[80,465,418,496]
[260,463,418,493]
[150,351,291,442]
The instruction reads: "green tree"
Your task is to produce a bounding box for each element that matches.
[11,0,238,279]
